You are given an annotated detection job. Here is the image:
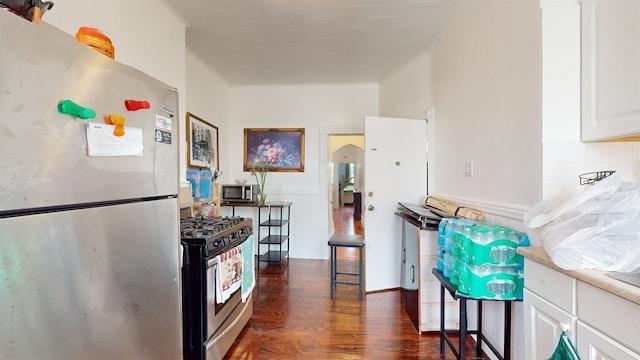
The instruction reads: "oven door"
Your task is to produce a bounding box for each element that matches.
[206,258,242,334]
[204,257,253,359]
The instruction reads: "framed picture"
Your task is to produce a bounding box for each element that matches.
[243,128,305,172]
[187,112,219,169]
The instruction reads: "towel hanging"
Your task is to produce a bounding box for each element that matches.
[548,331,581,360]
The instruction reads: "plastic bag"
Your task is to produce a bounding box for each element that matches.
[524,173,640,272]
[548,332,581,360]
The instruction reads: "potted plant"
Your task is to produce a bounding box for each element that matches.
[250,159,269,204]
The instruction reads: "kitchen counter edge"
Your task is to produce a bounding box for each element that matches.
[517,247,640,305]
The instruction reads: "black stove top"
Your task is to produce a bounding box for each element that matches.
[180,216,253,257]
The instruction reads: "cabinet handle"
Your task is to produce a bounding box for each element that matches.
[559,322,569,332]
[410,265,415,284]
[403,248,406,263]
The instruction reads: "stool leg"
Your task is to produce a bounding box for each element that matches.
[330,246,335,299]
[358,247,363,301]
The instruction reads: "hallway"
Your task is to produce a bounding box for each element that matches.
[333,204,364,260]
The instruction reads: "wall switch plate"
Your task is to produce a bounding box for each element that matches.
[464,161,474,177]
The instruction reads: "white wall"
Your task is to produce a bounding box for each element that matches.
[431,0,543,208]
[44,0,187,181]
[185,51,230,181]
[225,83,378,259]
[379,51,434,119]
[424,1,543,359]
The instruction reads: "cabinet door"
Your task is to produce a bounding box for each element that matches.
[524,289,577,360]
[577,321,640,360]
[582,0,640,141]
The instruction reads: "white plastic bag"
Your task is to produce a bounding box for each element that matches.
[524,173,640,272]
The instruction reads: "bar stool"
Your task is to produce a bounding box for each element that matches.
[328,234,365,301]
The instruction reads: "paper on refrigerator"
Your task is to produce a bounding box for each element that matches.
[86,123,143,156]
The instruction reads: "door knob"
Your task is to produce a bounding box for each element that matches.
[368,205,375,211]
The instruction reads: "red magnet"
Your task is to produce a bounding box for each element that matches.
[124,100,150,111]
[109,115,126,137]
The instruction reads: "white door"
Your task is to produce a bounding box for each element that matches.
[364,116,427,292]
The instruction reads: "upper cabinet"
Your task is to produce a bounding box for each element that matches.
[581,0,640,141]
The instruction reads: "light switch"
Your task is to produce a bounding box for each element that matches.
[464,161,474,177]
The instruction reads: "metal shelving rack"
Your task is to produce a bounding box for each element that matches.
[257,202,291,267]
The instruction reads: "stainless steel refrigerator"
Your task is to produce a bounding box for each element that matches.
[0,11,182,359]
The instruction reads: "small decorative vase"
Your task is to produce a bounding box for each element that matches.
[258,193,267,204]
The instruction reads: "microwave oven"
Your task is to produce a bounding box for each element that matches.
[220,184,259,203]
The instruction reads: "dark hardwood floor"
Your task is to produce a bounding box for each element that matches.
[224,205,487,359]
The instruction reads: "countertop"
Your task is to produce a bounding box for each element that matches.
[518,247,640,305]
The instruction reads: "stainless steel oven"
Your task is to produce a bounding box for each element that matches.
[181,217,254,360]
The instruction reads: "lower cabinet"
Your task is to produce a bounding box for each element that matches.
[523,288,576,360]
[523,258,640,360]
[577,321,640,360]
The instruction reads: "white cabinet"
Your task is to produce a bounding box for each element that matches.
[577,281,640,359]
[581,0,640,141]
[523,257,640,359]
[523,260,577,360]
[577,322,640,360]
[524,289,577,360]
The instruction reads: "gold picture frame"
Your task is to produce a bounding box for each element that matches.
[243,128,305,172]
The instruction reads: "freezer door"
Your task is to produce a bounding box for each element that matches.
[0,198,181,360]
[0,11,179,212]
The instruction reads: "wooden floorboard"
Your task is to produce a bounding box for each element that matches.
[224,205,488,359]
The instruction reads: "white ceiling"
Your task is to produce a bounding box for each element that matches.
[162,0,459,85]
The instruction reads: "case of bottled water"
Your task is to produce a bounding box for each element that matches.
[437,218,529,300]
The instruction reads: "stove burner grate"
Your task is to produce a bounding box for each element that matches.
[180,216,253,256]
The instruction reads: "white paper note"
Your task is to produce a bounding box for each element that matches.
[86,123,144,156]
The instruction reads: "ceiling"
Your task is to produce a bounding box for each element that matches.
[162,0,459,85]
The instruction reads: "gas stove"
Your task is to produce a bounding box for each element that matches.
[180,216,253,257]
[180,216,255,360]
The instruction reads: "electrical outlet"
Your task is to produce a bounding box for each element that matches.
[464,161,474,177]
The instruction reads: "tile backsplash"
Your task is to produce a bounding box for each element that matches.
[543,141,640,203]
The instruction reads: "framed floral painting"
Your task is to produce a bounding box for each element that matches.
[243,128,305,172]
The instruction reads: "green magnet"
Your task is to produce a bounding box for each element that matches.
[58,100,96,120]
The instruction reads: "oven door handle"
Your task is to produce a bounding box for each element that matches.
[206,259,217,306]
[203,293,252,350]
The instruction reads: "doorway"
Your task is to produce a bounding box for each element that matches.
[328,135,364,260]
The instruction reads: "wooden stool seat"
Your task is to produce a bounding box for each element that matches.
[328,234,365,301]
